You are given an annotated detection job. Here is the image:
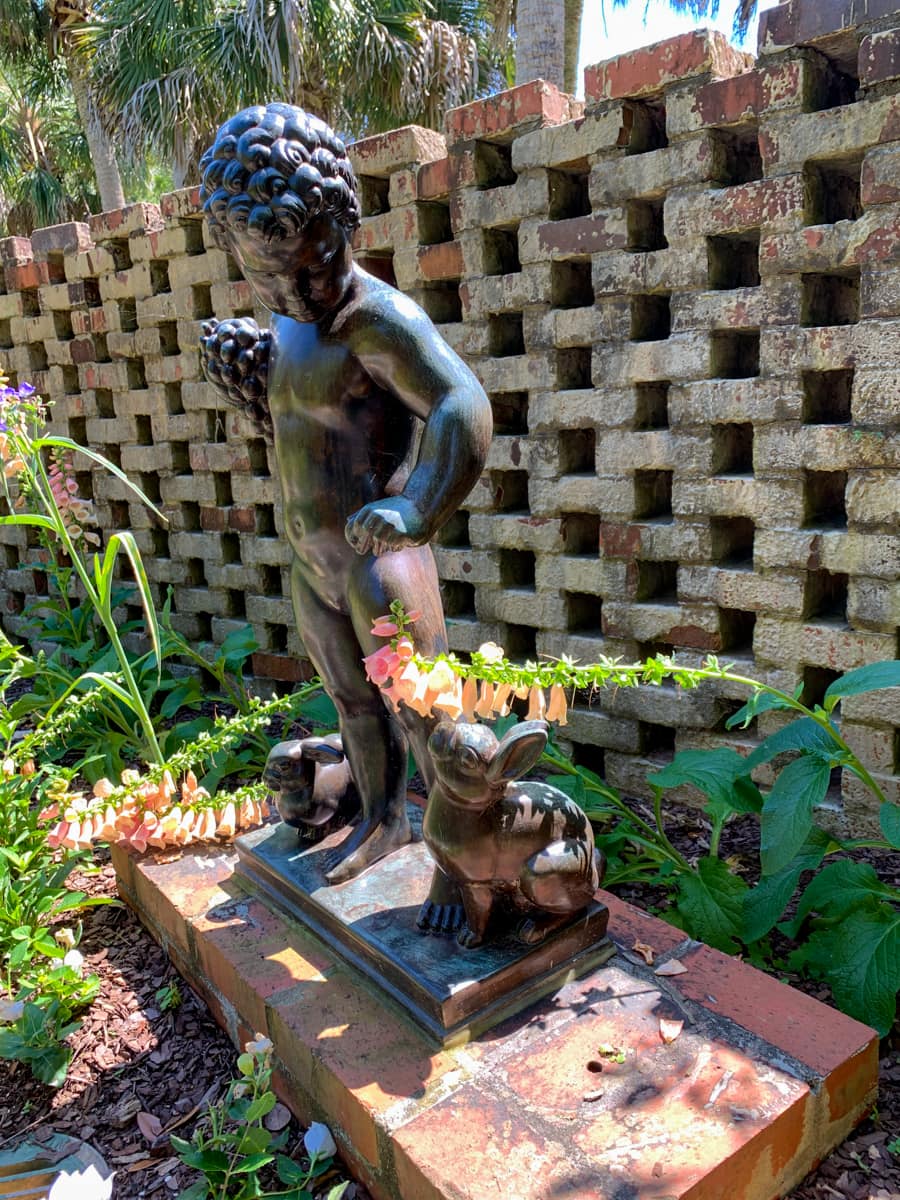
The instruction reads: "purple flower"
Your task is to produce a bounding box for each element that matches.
[17,383,35,398]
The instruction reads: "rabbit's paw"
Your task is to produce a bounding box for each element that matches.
[456,924,484,949]
[516,913,569,945]
[416,899,465,937]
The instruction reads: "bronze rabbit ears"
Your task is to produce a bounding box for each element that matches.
[427,720,549,805]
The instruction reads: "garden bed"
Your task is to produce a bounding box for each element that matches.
[1,807,896,1200]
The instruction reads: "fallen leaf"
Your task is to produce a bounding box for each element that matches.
[136,1112,164,1142]
[126,1158,160,1173]
[651,1162,664,1178]
[264,1102,292,1132]
[632,941,655,965]
[654,959,688,977]
[659,1018,683,1043]
[582,1089,603,1103]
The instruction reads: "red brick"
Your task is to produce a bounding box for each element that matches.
[127,845,237,954]
[5,261,47,291]
[416,241,463,282]
[69,337,98,365]
[692,70,764,126]
[759,0,900,55]
[445,80,578,144]
[228,506,257,533]
[417,157,451,200]
[89,202,164,241]
[600,890,689,958]
[160,187,202,220]
[0,236,32,263]
[200,505,226,532]
[31,222,92,261]
[585,30,752,103]
[191,893,334,1035]
[251,651,309,682]
[860,29,900,87]
[669,943,877,1078]
[268,970,457,1170]
[538,214,628,257]
[862,145,900,206]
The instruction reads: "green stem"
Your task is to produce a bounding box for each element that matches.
[29,449,164,764]
[652,786,692,870]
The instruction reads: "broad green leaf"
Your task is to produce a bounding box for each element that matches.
[823,661,900,710]
[760,755,831,875]
[244,1091,277,1122]
[174,1180,209,1200]
[30,1043,72,1088]
[726,689,800,729]
[793,904,900,1035]
[169,1135,194,1155]
[327,1185,350,1200]
[741,829,832,943]
[880,802,900,850]
[276,1156,307,1185]
[785,860,897,936]
[744,718,837,772]
[300,691,338,730]
[178,1148,229,1174]
[34,437,165,521]
[233,1153,275,1173]
[649,747,752,810]
[673,856,748,954]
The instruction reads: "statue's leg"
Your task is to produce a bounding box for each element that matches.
[289,563,411,883]
[349,545,465,925]
[348,543,449,792]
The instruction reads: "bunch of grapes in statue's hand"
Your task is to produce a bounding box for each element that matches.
[199,317,272,437]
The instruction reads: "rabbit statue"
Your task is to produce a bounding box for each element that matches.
[263,734,360,840]
[420,720,604,948]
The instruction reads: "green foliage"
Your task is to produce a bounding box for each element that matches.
[156,979,182,1012]
[172,1037,348,1200]
[549,661,900,1036]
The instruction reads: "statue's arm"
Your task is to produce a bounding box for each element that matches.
[347,297,492,555]
[199,317,272,438]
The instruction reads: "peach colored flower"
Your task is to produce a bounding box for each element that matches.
[20,759,35,777]
[363,643,400,686]
[526,686,547,722]
[431,676,464,720]
[92,778,115,799]
[47,820,69,850]
[216,802,237,838]
[546,684,569,726]
[473,682,495,719]
[461,676,479,721]
[38,802,60,823]
[491,683,513,717]
[477,642,505,664]
[370,618,399,638]
[394,635,415,661]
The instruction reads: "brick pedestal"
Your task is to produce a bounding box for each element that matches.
[112,842,878,1200]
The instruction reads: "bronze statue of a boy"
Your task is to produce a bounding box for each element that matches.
[198,104,492,886]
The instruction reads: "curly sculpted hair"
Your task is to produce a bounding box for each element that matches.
[199,103,360,245]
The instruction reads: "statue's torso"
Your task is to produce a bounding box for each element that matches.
[267,299,416,609]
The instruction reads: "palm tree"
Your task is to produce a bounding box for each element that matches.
[0,45,99,232]
[516,0,759,96]
[82,0,511,188]
[0,0,125,212]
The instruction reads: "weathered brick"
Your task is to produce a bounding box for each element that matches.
[446,80,579,144]
[585,30,752,103]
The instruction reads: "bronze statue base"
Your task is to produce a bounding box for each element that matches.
[234,806,615,1046]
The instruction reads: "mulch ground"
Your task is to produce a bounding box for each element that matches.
[1,802,898,1200]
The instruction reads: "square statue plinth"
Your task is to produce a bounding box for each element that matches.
[234,808,615,1045]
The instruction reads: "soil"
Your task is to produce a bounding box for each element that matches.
[1,801,898,1199]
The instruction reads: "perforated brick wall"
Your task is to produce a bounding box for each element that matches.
[1,0,898,828]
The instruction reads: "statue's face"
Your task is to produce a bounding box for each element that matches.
[224,213,351,322]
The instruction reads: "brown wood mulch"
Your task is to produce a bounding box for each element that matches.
[1,808,898,1200]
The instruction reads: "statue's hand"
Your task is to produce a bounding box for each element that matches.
[345,497,429,556]
[199,317,272,438]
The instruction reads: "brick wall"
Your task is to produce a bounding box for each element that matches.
[1,0,898,828]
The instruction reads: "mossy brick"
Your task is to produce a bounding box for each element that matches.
[758,0,900,55]
[587,136,712,207]
[845,472,900,525]
[129,225,204,261]
[561,703,643,753]
[670,377,803,426]
[349,125,446,178]
[753,616,896,670]
[445,80,578,144]
[760,94,900,176]
[585,29,752,103]
[665,175,805,242]
[678,565,804,614]
[591,244,709,297]
[512,105,629,170]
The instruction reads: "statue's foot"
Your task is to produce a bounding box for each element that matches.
[416,899,465,937]
[324,816,411,884]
